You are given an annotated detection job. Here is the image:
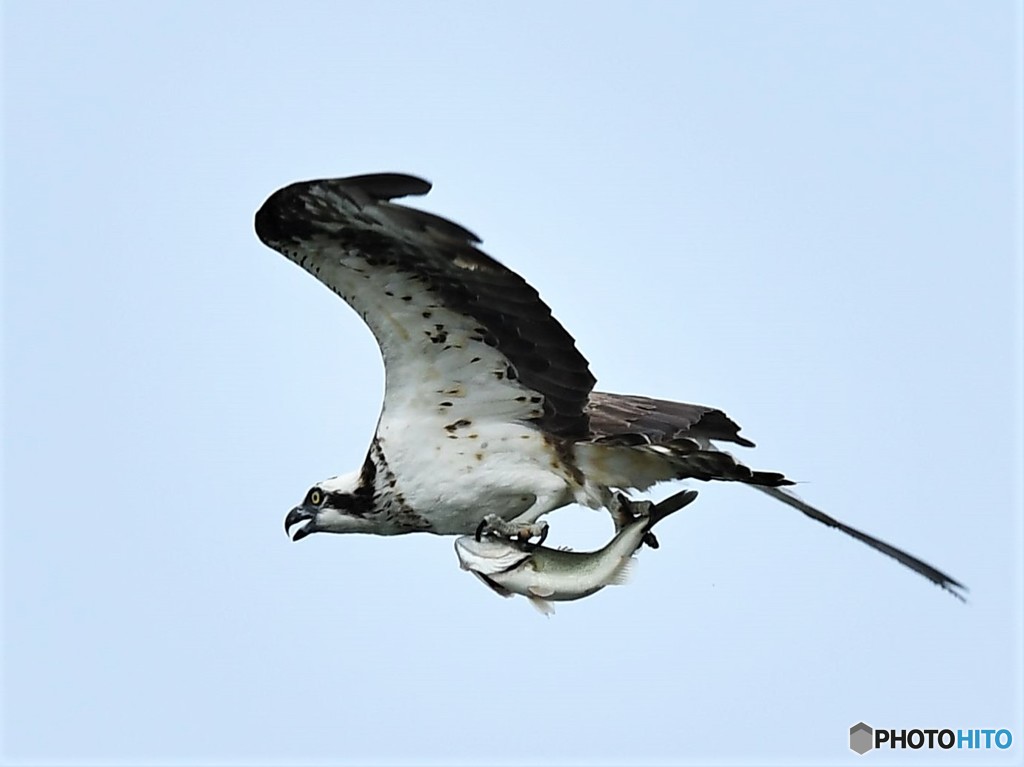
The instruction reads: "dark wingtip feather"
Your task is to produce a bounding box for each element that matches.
[254,173,433,246]
[337,173,432,200]
[754,486,968,602]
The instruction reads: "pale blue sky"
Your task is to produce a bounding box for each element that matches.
[3,2,1022,765]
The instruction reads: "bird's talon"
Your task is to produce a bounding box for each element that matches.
[477,515,549,548]
[533,522,549,548]
[522,521,549,551]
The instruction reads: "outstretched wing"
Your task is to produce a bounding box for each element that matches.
[255,174,596,438]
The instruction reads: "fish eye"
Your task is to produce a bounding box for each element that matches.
[307,488,323,506]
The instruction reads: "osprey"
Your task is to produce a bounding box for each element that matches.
[255,173,965,599]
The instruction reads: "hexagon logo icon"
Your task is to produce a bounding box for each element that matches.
[850,722,874,755]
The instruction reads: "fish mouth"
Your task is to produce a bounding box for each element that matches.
[453,537,482,569]
[284,505,317,541]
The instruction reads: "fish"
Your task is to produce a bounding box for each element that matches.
[453,489,699,614]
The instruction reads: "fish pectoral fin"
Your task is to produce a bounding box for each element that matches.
[528,596,555,616]
[527,584,555,598]
[608,556,636,586]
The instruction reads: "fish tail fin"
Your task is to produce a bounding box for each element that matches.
[647,488,700,530]
[611,488,698,532]
[610,489,698,549]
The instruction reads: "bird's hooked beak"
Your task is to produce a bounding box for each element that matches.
[284,505,318,541]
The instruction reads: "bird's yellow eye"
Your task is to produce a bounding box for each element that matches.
[308,489,322,506]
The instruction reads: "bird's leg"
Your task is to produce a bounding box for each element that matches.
[618,493,654,518]
[476,489,565,544]
[610,492,652,528]
[608,492,658,547]
[476,513,549,545]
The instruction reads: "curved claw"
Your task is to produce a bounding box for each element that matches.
[521,521,549,552]
[476,515,548,548]
[534,523,549,548]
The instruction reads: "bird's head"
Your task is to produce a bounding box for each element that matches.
[284,471,376,540]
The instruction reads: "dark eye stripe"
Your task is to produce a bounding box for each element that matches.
[325,491,372,517]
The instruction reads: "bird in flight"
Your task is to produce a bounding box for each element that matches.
[255,173,965,600]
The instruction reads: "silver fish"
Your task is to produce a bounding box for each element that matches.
[454,489,698,614]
